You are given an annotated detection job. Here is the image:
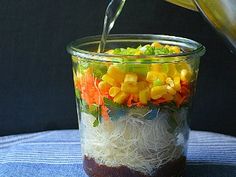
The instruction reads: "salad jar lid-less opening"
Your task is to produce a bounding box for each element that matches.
[67,34,205,177]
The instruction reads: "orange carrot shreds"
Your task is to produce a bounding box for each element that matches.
[101,105,110,121]
[98,81,111,95]
[174,93,187,107]
[75,80,81,90]
[133,101,144,107]
[133,94,139,102]
[175,93,181,107]
[180,86,190,97]
[180,80,189,87]
[78,69,103,107]
[181,95,187,104]
[76,68,112,122]
[126,94,140,107]
[102,92,112,100]
[152,97,167,105]
[127,94,134,107]
[81,92,94,106]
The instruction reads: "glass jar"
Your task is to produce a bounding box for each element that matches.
[67,34,205,177]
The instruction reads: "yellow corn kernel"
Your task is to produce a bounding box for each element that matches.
[121,83,138,93]
[164,45,171,49]
[180,69,192,82]
[153,78,163,86]
[146,71,167,83]
[139,88,150,104]
[150,93,162,100]
[176,62,192,73]
[72,55,79,62]
[166,77,175,87]
[137,81,149,91]
[146,71,158,82]
[107,65,125,83]
[167,64,177,77]
[124,73,138,85]
[151,42,162,48]
[158,73,167,82]
[150,85,167,99]
[173,76,181,91]
[109,87,121,97]
[105,50,114,54]
[148,83,153,89]
[151,64,162,72]
[167,85,176,95]
[173,71,180,78]
[134,50,143,55]
[102,74,117,86]
[162,93,174,101]
[98,81,111,92]
[113,91,129,104]
[161,64,169,73]
[169,46,181,53]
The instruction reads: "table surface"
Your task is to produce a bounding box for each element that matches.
[0,130,235,177]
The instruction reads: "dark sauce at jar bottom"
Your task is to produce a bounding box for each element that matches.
[83,155,186,177]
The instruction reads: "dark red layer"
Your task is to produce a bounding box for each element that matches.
[83,155,186,177]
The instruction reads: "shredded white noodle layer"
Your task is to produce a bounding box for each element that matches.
[80,109,186,175]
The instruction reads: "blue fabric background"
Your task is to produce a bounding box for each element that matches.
[0,130,235,177]
[0,163,235,177]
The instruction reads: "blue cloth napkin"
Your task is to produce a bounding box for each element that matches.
[0,130,235,177]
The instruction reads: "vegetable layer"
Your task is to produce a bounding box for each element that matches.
[73,42,194,126]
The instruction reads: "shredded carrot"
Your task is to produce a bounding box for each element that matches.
[175,93,187,107]
[76,69,112,121]
[133,101,144,107]
[152,98,166,105]
[127,94,134,107]
[101,105,109,121]
[180,95,187,104]
[79,70,100,106]
[75,79,81,90]
[133,94,139,102]
[181,80,189,86]
[180,86,189,96]
[100,87,110,96]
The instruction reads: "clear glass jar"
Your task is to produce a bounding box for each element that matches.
[67,34,205,177]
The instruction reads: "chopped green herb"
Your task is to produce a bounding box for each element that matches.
[93,117,100,127]
[91,105,101,127]
[89,104,100,118]
[109,43,176,57]
[90,63,107,78]
[75,89,81,99]
[144,45,155,55]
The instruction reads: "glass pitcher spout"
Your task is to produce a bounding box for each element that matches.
[166,0,197,11]
[166,0,236,52]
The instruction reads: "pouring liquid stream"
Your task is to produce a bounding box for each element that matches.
[98,0,126,53]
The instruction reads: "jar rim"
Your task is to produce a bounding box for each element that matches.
[67,34,205,63]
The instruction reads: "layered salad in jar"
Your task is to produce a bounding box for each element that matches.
[72,41,198,177]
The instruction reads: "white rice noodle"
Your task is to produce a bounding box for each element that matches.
[80,109,186,175]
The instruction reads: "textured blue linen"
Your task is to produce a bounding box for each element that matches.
[0,130,235,177]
